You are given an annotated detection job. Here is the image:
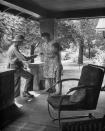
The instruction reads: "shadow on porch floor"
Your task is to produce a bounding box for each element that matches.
[2,63,105,131]
[2,90,105,131]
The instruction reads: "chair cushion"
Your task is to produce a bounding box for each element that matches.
[47,95,70,109]
[47,95,86,110]
[69,89,86,103]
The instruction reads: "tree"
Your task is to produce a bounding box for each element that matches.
[55,18,98,64]
[80,19,98,59]
[55,19,84,64]
[55,19,77,50]
[0,12,40,53]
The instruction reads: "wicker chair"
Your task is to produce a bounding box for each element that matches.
[47,64,105,127]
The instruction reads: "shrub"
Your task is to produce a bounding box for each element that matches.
[92,49,105,66]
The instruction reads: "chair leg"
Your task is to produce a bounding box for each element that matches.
[48,103,57,120]
[58,109,61,127]
[48,104,61,128]
[48,104,96,129]
[54,113,95,121]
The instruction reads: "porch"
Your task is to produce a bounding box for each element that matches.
[1,62,105,131]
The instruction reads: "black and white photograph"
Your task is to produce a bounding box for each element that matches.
[0,0,105,131]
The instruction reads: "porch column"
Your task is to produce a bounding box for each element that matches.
[30,19,55,58]
[40,19,55,40]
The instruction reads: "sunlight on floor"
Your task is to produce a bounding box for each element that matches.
[14,98,23,108]
[29,91,40,97]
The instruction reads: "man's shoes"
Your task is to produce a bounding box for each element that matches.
[23,92,34,98]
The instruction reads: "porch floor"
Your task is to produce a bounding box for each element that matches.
[2,62,105,131]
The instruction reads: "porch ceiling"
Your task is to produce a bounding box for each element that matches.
[0,0,105,20]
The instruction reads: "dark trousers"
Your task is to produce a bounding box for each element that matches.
[14,68,33,97]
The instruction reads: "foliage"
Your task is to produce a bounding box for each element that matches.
[56,18,98,64]
[0,12,40,52]
[92,49,105,66]
[24,19,40,46]
[0,12,104,66]
[61,45,79,62]
[55,19,79,49]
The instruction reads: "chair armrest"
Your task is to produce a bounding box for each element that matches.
[66,85,97,94]
[48,78,80,89]
[47,78,80,94]
[57,78,80,83]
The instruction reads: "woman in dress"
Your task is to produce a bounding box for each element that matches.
[40,32,63,95]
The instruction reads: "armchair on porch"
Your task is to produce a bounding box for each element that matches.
[47,64,105,127]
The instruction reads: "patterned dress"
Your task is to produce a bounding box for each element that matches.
[38,41,62,92]
[40,41,60,80]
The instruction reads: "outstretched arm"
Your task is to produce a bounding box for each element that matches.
[14,47,38,61]
[14,47,26,61]
[25,54,38,61]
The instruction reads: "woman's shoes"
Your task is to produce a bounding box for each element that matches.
[46,88,56,93]
[23,92,34,98]
[40,88,56,94]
